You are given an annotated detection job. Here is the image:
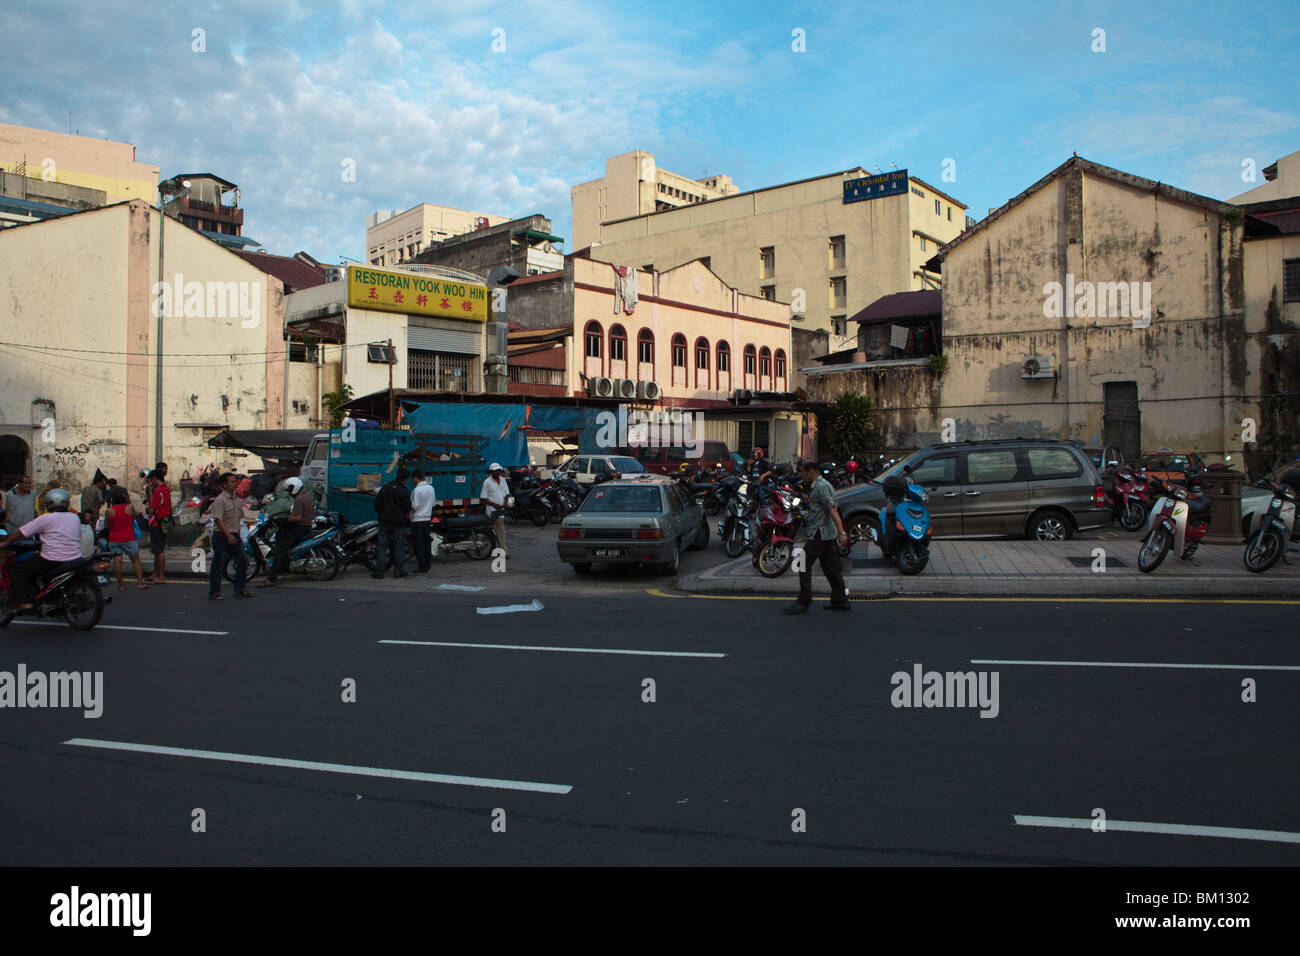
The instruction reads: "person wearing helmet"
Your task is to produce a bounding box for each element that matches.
[748,447,773,504]
[261,476,315,588]
[3,487,84,611]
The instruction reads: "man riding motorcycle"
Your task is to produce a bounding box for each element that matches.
[748,447,773,504]
[3,488,85,611]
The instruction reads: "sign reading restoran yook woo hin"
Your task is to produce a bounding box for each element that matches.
[347,265,489,322]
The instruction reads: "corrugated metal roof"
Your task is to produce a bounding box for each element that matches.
[849,289,941,325]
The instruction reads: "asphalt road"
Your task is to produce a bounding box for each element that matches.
[1,580,1297,865]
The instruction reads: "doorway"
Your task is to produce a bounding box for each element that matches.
[0,434,30,484]
[1102,382,1141,461]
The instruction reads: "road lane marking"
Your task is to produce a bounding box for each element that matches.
[1014,814,1300,845]
[381,639,725,659]
[63,738,571,794]
[974,659,1300,671]
[645,589,1300,605]
[11,621,228,636]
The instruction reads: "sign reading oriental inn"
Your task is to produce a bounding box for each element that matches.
[346,265,489,322]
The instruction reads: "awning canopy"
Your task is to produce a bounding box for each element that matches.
[207,429,321,466]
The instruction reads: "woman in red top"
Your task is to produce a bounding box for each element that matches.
[147,469,172,584]
[107,487,149,591]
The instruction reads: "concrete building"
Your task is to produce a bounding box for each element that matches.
[0,122,159,205]
[804,155,1287,467]
[411,214,564,278]
[284,263,490,405]
[366,203,509,268]
[570,149,739,252]
[160,173,259,250]
[1231,149,1300,204]
[502,255,805,461]
[0,200,314,488]
[584,164,967,353]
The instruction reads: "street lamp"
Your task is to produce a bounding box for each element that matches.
[155,176,190,465]
[485,266,519,395]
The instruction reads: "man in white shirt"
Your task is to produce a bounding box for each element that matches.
[409,469,437,573]
[480,463,509,556]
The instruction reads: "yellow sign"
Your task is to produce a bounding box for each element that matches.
[347,265,489,322]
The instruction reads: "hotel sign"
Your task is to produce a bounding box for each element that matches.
[843,169,908,204]
[346,265,489,322]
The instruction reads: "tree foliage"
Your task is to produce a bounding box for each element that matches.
[826,392,881,461]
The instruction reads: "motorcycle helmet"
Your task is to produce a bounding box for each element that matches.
[283,477,303,496]
[845,460,859,474]
[44,488,71,512]
[752,447,764,457]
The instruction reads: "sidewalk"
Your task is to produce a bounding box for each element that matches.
[676,535,1300,598]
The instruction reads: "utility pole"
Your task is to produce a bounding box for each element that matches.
[387,337,395,424]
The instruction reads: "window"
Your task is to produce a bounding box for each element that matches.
[407,349,474,391]
[759,346,771,377]
[717,341,731,373]
[831,316,847,336]
[638,328,654,365]
[947,206,953,221]
[964,450,1021,484]
[829,235,845,269]
[671,333,687,367]
[1285,258,1300,302]
[1026,448,1082,479]
[585,321,603,359]
[920,236,927,251]
[289,341,319,363]
[774,349,786,380]
[580,485,665,514]
[737,420,770,456]
[830,277,846,307]
[695,337,710,387]
[909,454,958,486]
[935,199,941,215]
[760,246,775,278]
[367,343,396,364]
[761,285,776,300]
[610,324,627,361]
[743,345,757,375]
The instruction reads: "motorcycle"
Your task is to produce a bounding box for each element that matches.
[676,464,725,516]
[753,487,802,577]
[1137,476,1212,573]
[719,478,760,559]
[0,529,113,631]
[322,512,381,573]
[859,467,931,575]
[1242,477,1297,573]
[222,510,342,583]
[1101,462,1150,532]
[427,512,497,560]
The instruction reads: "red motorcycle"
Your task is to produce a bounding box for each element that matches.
[1137,476,1212,572]
[1103,464,1151,531]
[753,486,800,577]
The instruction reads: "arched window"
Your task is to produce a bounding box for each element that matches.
[584,321,603,359]
[743,345,757,376]
[671,333,687,368]
[638,328,655,365]
[695,337,710,388]
[609,324,627,362]
[775,349,787,381]
[759,346,772,377]
[716,340,731,373]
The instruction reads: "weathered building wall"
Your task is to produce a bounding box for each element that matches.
[1243,233,1300,469]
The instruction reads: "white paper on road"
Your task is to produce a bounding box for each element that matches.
[476,599,544,615]
[428,584,485,592]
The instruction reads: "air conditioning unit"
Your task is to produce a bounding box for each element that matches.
[1021,355,1056,379]
[733,388,753,405]
[637,380,662,401]
[615,378,638,400]
[589,376,614,398]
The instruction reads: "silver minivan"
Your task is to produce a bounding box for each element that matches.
[836,439,1111,541]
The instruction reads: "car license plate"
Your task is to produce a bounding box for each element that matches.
[590,548,627,558]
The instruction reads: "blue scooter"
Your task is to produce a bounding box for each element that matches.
[863,465,931,575]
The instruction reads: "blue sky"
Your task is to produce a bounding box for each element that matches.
[3,0,1296,261]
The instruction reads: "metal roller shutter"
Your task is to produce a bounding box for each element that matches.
[407,325,481,354]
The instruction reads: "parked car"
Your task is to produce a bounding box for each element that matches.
[1138,450,1206,484]
[556,475,710,575]
[835,438,1111,542]
[619,442,738,476]
[554,454,647,488]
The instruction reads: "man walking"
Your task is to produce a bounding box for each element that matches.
[4,475,36,530]
[373,467,412,579]
[410,468,436,573]
[80,470,109,524]
[480,463,509,556]
[260,477,314,588]
[784,460,850,614]
[209,472,253,601]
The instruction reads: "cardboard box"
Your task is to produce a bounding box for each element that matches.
[356,473,383,492]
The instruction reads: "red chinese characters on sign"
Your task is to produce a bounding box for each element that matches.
[461,300,473,312]
[368,287,378,299]
[393,291,404,303]
[440,298,450,309]
[417,294,428,306]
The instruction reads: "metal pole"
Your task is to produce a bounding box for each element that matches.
[387,337,395,424]
[155,193,165,464]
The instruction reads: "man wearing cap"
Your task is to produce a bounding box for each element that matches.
[480,464,509,556]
